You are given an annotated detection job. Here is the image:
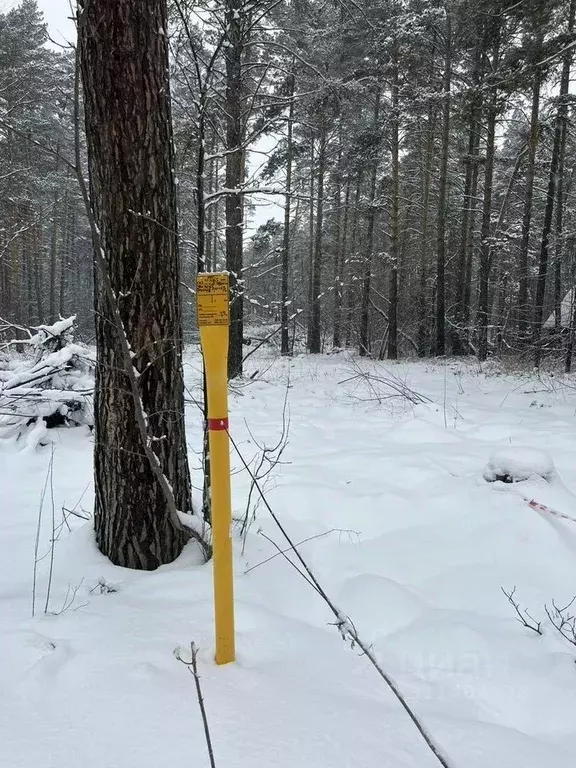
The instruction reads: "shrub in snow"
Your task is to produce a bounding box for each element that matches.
[483,447,556,484]
[0,316,94,448]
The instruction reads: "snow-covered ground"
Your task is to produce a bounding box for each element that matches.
[3,350,576,767]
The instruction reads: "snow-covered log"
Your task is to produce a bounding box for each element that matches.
[483,447,556,484]
[0,316,94,448]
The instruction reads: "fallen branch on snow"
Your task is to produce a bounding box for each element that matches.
[338,358,431,406]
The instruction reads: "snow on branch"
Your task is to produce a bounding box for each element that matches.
[0,315,94,449]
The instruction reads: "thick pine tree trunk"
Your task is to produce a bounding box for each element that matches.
[80,0,192,570]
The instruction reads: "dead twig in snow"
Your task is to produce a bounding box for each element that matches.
[338,357,431,406]
[545,597,576,647]
[240,374,291,551]
[175,643,217,768]
[244,528,360,574]
[501,587,543,635]
[89,577,118,595]
[44,446,57,614]
[49,579,88,615]
[32,448,53,617]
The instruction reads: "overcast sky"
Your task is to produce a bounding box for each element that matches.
[0,0,74,43]
[38,0,75,45]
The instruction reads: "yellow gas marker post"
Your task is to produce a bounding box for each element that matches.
[197,272,236,665]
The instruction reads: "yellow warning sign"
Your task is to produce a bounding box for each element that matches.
[197,273,230,327]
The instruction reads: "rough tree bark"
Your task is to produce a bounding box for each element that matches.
[79,0,193,569]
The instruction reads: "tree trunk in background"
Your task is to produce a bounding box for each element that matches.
[281,68,295,356]
[225,0,244,378]
[331,137,342,350]
[566,299,576,373]
[49,151,60,321]
[193,95,212,520]
[308,139,315,325]
[358,89,381,357]
[344,175,362,347]
[517,52,542,343]
[208,134,219,272]
[435,6,451,357]
[60,199,74,318]
[417,105,435,356]
[456,162,477,336]
[556,0,575,335]
[10,206,20,323]
[533,2,574,366]
[566,238,576,373]
[80,0,192,569]
[307,121,326,354]
[33,221,44,323]
[59,190,68,318]
[196,112,207,274]
[455,23,483,354]
[23,211,32,324]
[333,178,350,348]
[462,141,480,337]
[388,53,400,360]
[477,30,500,362]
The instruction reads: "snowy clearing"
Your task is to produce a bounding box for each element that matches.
[3,351,576,767]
